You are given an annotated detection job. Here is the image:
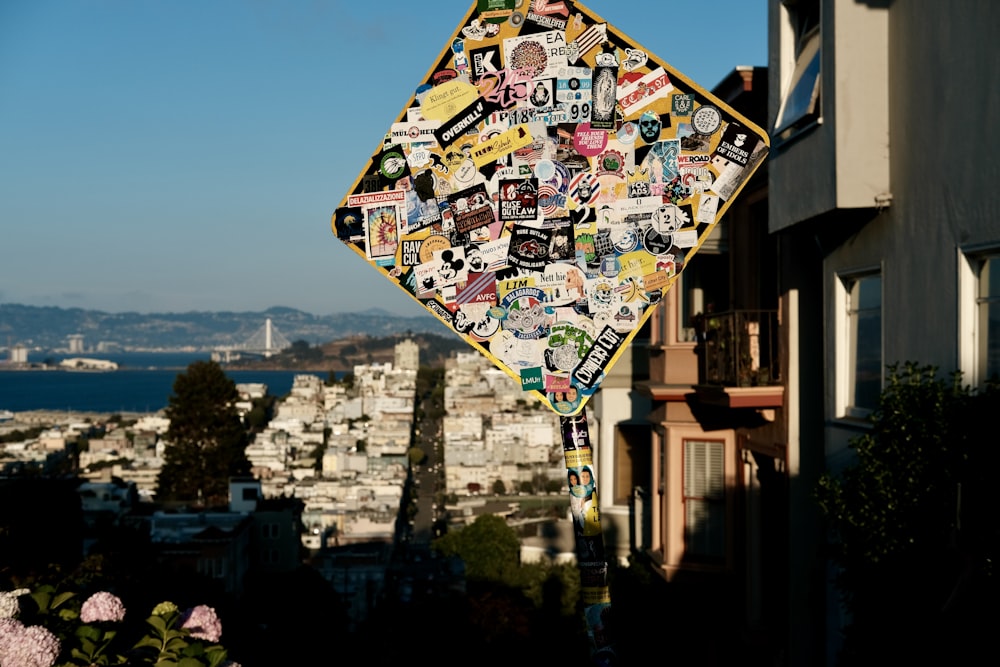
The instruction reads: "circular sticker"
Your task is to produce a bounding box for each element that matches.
[616,122,639,145]
[573,122,608,157]
[691,105,722,135]
[534,159,555,182]
[549,387,582,415]
[470,311,501,341]
[380,149,407,180]
[569,172,600,206]
[611,225,640,253]
[419,235,452,263]
[642,227,673,255]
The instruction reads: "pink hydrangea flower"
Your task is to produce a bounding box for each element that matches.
[0,589,28,619]
[180,605,223,643]
[0,622,61,667]
[0,618,25,658]
[80,591,127,623]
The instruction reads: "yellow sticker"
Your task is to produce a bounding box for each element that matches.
[418,235,452,263]
[564,449,593,469]
[618,250,656,281]
[642,269,670,292]
[419,79,481,122]
[471,124,533,168]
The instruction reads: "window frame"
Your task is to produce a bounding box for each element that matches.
[835,269,883,419]
[774,0,822,143]
[959,247,1000,387]
[613,423,651,506]
[674,226,729,344]
[197,557,226,579]
[682,438,726,561]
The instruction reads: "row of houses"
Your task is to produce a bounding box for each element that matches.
[442,351,567,495]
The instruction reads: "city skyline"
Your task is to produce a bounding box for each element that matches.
[0,0,766,316]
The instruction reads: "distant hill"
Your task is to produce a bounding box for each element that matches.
[0,303,454,351]
[227,332,469,372]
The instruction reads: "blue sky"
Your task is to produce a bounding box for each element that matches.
[0,0,766,316]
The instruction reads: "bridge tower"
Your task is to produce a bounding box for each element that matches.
[243,317,292,357]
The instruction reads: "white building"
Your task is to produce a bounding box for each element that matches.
[394,338,420,371]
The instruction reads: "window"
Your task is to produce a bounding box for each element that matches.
[959,251,1000,386]
[683,439,725,560]
[613,424,651,505]
[197,557,226,579]
[775,0,821,140]
[838,272,882,417]
[675,230,729,343]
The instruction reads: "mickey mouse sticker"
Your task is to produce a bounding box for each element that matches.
[434,247,468,286]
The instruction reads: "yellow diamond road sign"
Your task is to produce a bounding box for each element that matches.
[331,0,768,416]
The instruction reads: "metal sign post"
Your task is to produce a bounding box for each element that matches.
[560,411,615,660]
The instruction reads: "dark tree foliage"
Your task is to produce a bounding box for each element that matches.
[283,339,323,362]
[157,361,251,506]
[816,363,1000,665]
[432,514,521,583]
[0,478,84,585]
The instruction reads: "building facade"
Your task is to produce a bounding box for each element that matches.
[767,0,1000,663]
[617,2,1000,664]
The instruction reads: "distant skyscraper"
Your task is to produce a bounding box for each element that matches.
[68,334,84,353]
[10,344,28,364]
[394,339,419,371]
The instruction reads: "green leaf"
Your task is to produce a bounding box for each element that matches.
[134,636,162,649]
[165,637,190,652]
[31,589,53,611]
[147,614,169,633]
[178,658,206,667]
[204,646,228,667]
[52,591,77,608]
[181,642,205,657]
[77,625,102,642]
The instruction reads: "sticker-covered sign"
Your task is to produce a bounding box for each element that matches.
[331,0,768,416]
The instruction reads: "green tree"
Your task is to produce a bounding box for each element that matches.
[816,363,1000,664]
[408,446,426,466]
[157,361,251,507]
[432,514,521,583]
[245,396,274,432]
[284,339,322,362]
[492,479,507,495]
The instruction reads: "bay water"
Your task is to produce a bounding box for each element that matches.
[0,352,334,414]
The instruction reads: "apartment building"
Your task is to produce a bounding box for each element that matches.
[769,1,1000,663]
[606,2,1000,664]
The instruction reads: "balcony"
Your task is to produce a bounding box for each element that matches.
[693,310,783,410]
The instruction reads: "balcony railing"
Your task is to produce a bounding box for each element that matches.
[694,310,781,388]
